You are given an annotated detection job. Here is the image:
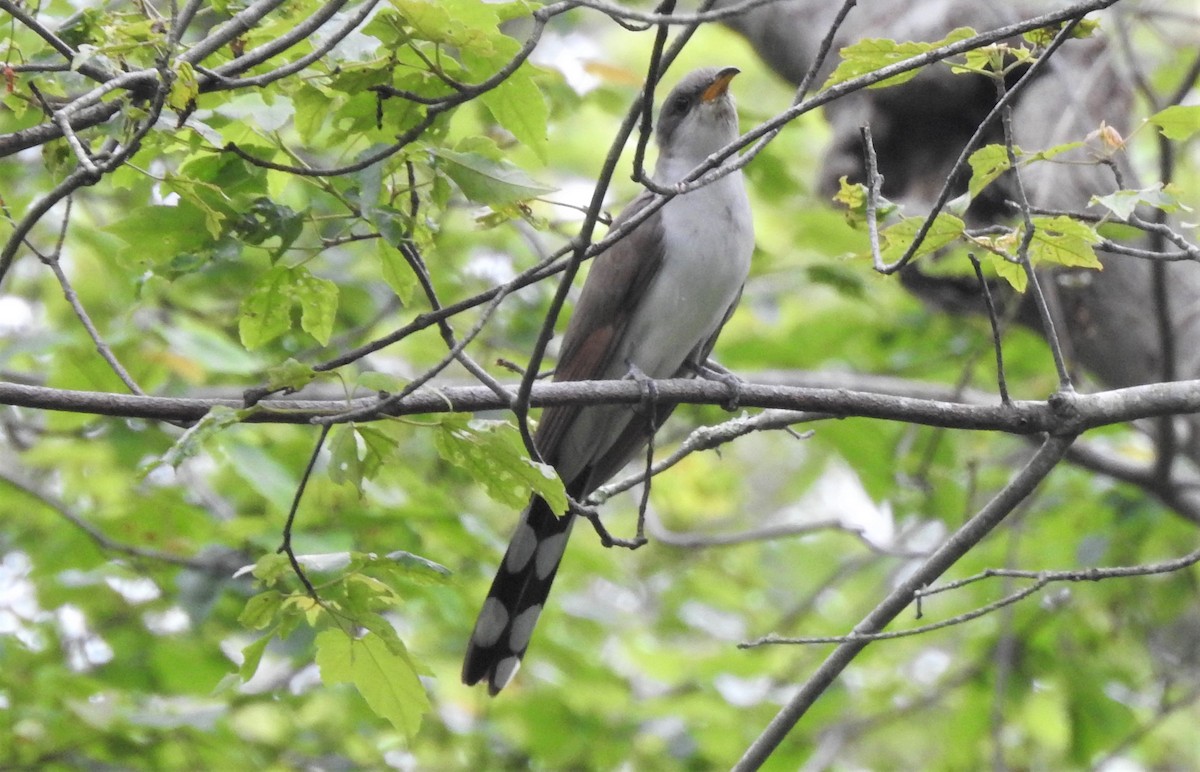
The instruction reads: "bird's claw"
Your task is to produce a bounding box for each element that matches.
[692,361,743,411]
[623,363,659,415]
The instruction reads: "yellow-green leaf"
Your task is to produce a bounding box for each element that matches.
[1027,216,1102,270]
[329,424,364,493]
[878,213,965,263]
[474,62,549,161]
[1148,104,1200,141]
[315,629,430,740]
[824,28,976,90]
[435,416,568,514]
[264,357,317,392]
[986,252,1027,292]
[168,61,199,113]
[239,266,339,349]
[434,148,555,206]
[239,633,273,680]
[239,268,294,349]
[377,240,418,303]
[150,405,243,472]
[967,144,1014,198]
[238,591,284,630]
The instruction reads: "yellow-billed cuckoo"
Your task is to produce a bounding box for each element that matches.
[462,67,754,694]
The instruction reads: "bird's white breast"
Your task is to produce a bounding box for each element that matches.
[615,167,753,379]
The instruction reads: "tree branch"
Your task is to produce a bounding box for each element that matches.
[5,376,1200,434]
[733,434,1075,770]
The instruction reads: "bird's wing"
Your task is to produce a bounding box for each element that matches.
[580,287,745,489]
[533,192,666,476]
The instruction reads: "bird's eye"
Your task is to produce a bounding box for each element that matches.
[669,94,692,115]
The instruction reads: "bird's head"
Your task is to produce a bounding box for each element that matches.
[655,66,741,166]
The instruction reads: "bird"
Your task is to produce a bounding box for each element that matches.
[462,66,755,695]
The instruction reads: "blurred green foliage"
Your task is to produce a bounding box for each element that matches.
[2,0,1199,769]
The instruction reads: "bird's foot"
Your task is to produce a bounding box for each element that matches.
[691,359,743,411]
[623,363,660,419]
[576,499,648,550]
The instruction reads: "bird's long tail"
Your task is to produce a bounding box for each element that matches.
[462,495,576,694]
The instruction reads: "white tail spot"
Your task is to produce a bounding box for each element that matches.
[508,604,543,653]
[493,655,521,691]
[505,521,538,573]
[471,597,509,647]
[535,532,569,580]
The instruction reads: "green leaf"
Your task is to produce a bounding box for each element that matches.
[293,270,338,345]
[985,252,1027,292]
[1090,185,1181,220]
[1027,216,1102,270]
[150,406,244,472]
[377,240,418,303]
[292,83,331,144]
[234,197,304,259]
[1148,104,1200,141]
[959,43,1032,74]
[104,204,215,263]
[470,52,549,161]
[239,266,339,349]
[433,148,555,206]
[238,591,284,630]
[168,60,199,113]
[879,214,965,263]
[355,426,396,480]
[264,357,317,393]
[328,424,364,492]
[158,320,265,376]
[833,176,867,212]
[1027,140,1084,162]
[967,141,1085,200]
[315,629,430,740]
[329,425,396,493]
[390,0,496,51]
[358,372,408,394]
[246,552,294,585]
[824,28,976,89]
[239,633,273,680]
[967,144,1013,198]
[434,416,568,513]
[223,443,300,513]
[383,550,453,583]
[239,267,294,350]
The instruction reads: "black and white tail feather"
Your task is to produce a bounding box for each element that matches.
[461,493,576,694]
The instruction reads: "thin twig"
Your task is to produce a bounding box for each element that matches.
[630,0,676,185]
[862,125,885,270]
[967,253,1010,404]
[0,468,231,573]
[36,200,146,396]
[995,56,1076,392]
[0,0,113,82]
[202,0,380,91]
[277,424,331,599]
[591,409,821,503]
